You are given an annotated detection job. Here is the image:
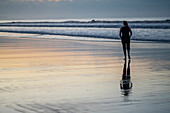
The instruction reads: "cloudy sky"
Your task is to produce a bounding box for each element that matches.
[0,0,170,20]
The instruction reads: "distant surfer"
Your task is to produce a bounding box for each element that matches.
[119,21,132,60]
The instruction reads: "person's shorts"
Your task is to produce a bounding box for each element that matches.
[121,40,130,50]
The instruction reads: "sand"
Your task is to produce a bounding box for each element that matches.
[0,37,170,113]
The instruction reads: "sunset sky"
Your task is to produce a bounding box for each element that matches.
[0,0,170,19]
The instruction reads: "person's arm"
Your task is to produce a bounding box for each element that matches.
[119,28,122,38]
[129,27,132,37]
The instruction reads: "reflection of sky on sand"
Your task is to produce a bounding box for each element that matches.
[0,37,121,102]
[0,37,170,113]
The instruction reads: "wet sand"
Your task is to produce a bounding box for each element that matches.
[0,37,170,113]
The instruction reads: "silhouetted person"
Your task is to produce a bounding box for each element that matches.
[119,21,132,60]
[120,60,132,96]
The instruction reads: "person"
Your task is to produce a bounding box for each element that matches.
[119,21,132,60]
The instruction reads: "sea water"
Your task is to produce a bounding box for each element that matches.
[0,18,170,42]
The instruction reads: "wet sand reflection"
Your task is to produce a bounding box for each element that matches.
[120,60,132,96]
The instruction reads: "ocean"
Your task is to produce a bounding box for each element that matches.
[0,18,170,42]
[0,18,170,113]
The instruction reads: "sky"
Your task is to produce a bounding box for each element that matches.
[0,0,170,20]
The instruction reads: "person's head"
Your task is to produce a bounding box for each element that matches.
[123,21,128,26]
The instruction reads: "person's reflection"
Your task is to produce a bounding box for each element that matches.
[120,60,132,96]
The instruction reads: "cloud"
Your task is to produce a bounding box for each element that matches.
[11,0,72,2]
[48,0,72,2]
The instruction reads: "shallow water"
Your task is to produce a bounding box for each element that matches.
[0,37,170,113]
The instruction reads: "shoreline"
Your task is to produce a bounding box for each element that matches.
[0,31,170,43]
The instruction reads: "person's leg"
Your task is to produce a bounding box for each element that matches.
[122,42,126,59]
[127,42,131,59]
[127,60,131,79]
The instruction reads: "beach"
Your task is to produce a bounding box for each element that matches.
[0,36,170,113]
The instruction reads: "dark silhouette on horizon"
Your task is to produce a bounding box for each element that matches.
[119,21,132,60]
[120,60,132,96]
